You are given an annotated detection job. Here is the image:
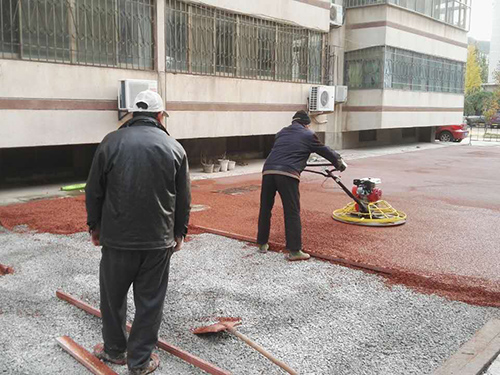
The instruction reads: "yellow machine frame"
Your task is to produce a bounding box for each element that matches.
[332,200,407,227]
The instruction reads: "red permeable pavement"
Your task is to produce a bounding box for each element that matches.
[0,146,499,306]
[189,146,500,306]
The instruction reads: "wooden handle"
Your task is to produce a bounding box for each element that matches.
[226,326,298,375]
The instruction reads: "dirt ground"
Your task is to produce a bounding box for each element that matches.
[1,145,499,307]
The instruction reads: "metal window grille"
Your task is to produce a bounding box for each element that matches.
[345,0,471,31]
[345,46,465,93]
[0,0,154,70]
[344,46,385,89]
[165,0,327,84]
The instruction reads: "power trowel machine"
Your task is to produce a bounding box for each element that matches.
[304,163,407,227]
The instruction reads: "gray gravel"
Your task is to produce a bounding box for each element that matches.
[1,229,499,375]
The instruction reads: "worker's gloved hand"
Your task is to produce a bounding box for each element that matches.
[337,158,348,172]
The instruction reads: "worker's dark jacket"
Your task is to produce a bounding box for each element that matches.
[263,121,342,179]
[86,116,191,250]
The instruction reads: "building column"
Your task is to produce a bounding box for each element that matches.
[155,0,166,101]
[418,126,437,142]
[325,3,346,150]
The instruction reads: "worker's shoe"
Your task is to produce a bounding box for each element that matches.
[128,353,160,375]
[258,243,269,253]
[286,250,311,261]
[93,343,127,365]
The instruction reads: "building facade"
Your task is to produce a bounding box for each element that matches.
[0,0,470,181]
[333,0,469,149]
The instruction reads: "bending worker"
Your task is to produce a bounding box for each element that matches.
[86,90,191,375]
[257,110,346,261]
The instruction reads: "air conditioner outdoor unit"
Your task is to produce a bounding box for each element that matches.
[335,85,348,103]
[118,79,158,111]
[309,85,335,112]
[330,3,343,27]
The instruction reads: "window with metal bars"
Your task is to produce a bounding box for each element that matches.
[345,46,465,93]
[165,0,326,84]
[345,0,471,31]
[0,0,154,70]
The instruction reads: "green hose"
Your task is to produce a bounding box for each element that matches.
[61,183,86,191]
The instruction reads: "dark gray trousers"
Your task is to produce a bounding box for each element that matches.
[257,174,302,251]
[100,246,174,370]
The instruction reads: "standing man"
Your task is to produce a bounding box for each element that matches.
[86,90,191,375]
[257,110,346,261]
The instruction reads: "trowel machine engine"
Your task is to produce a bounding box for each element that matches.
[352,178,382,213]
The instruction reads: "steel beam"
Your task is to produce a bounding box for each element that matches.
[0,263,14,276]
[56,336,118,375]
[56,290,231,375]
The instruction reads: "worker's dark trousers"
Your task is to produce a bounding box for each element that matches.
[100,246,174,370]
[257,174,302,251]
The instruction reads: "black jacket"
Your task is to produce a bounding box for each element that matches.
[86,116,191,250]
[263,121,342,178]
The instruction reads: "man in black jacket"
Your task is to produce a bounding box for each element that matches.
[257,110,346,261]
[86,90,191,375]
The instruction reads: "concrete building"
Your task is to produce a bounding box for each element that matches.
[0,0,470,183]
[336,0,470,149]
[489,0,500,82]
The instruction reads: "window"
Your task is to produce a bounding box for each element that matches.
[191,5,214,74]
[308,32,323,84]
[165,0,326,84]
[344,47,385,89]
[346,0,471,30]
[165,0,188,71]
[257,20,275,79]
[386,47,412,90]
[117,0,154,69]
[215,11,236,75]
[20,0,70,61]
[276,25,293,81]
[239,16,276,79]
[0,0,154,70]
[239,16,258,78]
[345,46,465,93]
[0,0,20,55]
[76,0,117,66]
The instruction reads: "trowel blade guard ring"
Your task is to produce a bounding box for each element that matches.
[332,200,407,227]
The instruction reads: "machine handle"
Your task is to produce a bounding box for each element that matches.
[303,167,369,213]
[306,163,339,170]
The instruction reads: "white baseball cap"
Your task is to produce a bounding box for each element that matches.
[131,90,168,117]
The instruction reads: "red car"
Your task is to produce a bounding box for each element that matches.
[435,124,469,143]
[489,113,500,129]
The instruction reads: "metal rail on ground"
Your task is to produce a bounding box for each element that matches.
[56,290,231,375]
[189,224,393,276]
[0,263,14,276]
[56,336,118,375]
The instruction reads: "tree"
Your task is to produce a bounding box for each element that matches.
[482,65,500,124]
[478,53,489,83]
[464,91,492,116]
[465,45,482,95]
[472,42,489,83]
[483,96,499,125]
